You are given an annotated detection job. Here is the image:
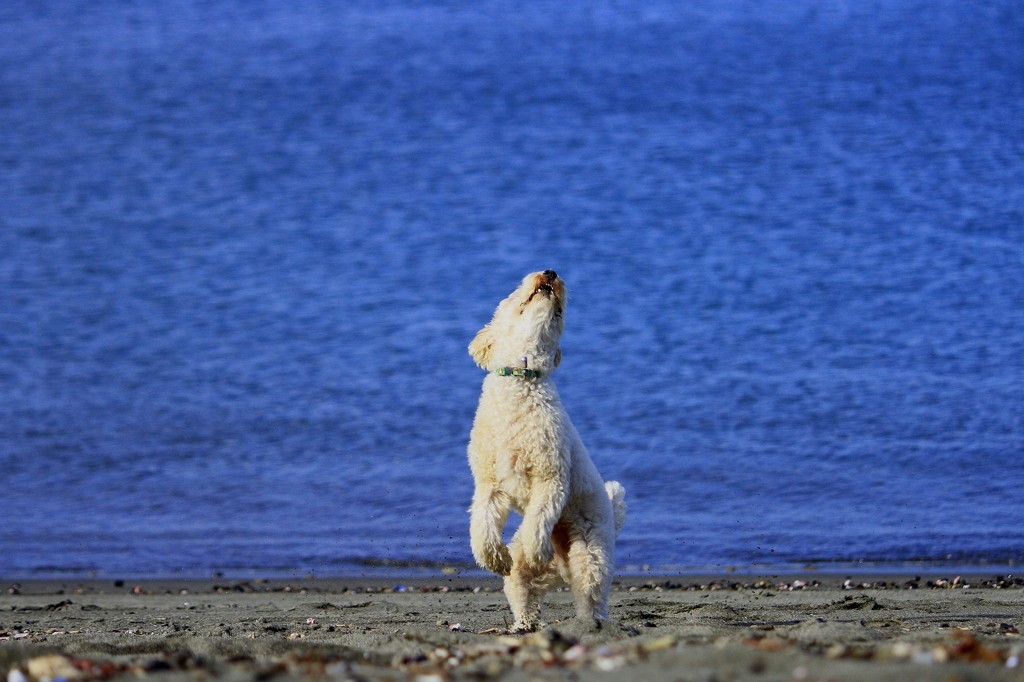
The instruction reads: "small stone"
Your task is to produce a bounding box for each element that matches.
[825,644,846,659]
[889,641,914,659]
[562,643,587,662]
[641,635,675,652]
[593,654,625,671]
[27,656,82,681]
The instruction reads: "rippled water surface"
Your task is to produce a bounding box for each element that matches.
[2,0,1022,578]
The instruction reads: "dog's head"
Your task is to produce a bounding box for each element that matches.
[469,270,566,375]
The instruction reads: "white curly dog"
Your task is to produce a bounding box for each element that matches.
[467,270,626,633]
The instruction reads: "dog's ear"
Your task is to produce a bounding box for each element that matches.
[554,347,561,368]
[469,325,494,368]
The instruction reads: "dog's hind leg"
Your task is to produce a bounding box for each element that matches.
[504,537,553,633]
[566,522,614,626]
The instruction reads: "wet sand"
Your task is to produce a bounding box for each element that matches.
[3,575,1023,682]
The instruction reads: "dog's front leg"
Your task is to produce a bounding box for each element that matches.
[469,485,513,576]
[520,478,567,566]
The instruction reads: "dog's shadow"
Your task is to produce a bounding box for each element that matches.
[540,618,641,643]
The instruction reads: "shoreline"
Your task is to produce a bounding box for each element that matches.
[4,572,1022,595]
[5,561,1018,585]
[3,574,1023,682]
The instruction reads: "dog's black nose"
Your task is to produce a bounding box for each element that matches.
[542,270,557,282]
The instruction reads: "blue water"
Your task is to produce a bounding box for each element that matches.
[1,0,1022,579]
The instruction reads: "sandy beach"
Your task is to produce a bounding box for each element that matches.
[2,574,1023,682]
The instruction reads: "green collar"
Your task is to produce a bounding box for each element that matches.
[495,367,542,378]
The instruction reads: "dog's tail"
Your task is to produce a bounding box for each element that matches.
[604,481,627,534]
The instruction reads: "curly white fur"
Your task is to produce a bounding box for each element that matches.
[467,270,627,632]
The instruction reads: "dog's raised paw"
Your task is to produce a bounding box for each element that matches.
[484,545,513,576]
[472,536,513,576]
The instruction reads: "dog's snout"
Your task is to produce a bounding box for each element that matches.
[538,283,553,294]
[542,270,557,282]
